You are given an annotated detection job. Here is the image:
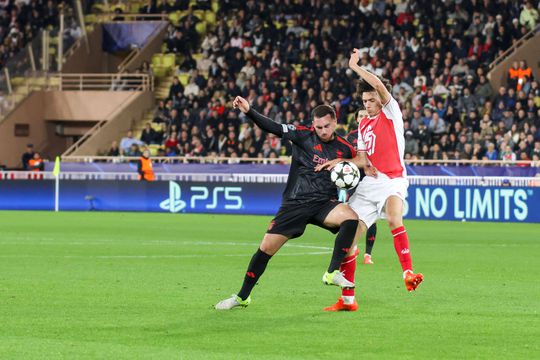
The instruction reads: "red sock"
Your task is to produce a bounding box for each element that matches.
[340,249,359,297]
[392,226,413,272]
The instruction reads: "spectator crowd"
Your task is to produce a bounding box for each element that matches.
[108,0,540,165]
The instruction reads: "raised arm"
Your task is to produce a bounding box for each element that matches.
[233,96,283,137]
[348,48,391,105]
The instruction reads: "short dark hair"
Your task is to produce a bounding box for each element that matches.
[311,104,336,120]
[356,76,392,98]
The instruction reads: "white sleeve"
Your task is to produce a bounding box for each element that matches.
[357,129,367,152]
[382,96,404,135]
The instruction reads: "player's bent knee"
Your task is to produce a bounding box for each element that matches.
[386,215,403,230]
[339,205,358,222]
[260,234,288,255]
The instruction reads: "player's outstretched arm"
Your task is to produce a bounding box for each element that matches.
[315,152,377,177]
[233,96,283,137]
[348,49,391,105]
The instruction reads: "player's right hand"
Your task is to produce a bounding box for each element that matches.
[349,48,361,69]
[233,96,250,113]
[314,158,341,172]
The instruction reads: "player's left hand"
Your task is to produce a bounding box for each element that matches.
[315,158,341,172]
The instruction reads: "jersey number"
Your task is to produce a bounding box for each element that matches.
[363,127,376,156]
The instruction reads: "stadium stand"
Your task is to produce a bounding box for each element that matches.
[103,0,539,165]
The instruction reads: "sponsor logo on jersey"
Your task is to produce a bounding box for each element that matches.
[313,144,322,152]
[362,125,376,156]
[312,154,328,165]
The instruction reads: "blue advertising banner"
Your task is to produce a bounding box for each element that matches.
[403,186,538,222]
[0,180,539,223]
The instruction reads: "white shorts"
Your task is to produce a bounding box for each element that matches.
[348,174,408,228]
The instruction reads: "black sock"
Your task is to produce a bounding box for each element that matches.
[365,223,377,255]
[237,249,272,300]
[327,219,359,272]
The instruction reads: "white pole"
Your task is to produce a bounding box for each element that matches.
[55,175,59,212]
[58,9,64,72]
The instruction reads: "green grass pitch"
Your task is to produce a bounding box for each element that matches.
[0,211,538,359]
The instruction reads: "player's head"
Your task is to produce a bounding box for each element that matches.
[357,77,392,117]
[311,105,337,142]
[355,109,368,124]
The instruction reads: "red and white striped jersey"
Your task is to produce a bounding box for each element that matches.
[356,97,406,179]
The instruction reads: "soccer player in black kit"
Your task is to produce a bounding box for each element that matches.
[216,96,360,310]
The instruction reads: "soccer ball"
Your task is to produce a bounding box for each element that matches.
[330,161,361,189]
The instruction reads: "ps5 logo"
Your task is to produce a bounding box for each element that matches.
[160,181,187,212]
[160,181,243,213]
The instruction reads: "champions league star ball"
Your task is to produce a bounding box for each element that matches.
[330,161,361,189]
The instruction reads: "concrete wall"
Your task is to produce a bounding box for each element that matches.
[68,91,154,156]
[62,26,108,73]
[44,91,140,121]
[0,93,48,168]
[488,30,540,91]
[0,91,153,168]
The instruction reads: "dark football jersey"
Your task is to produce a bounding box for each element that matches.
[346,129,359,148]
[281,124,356,203]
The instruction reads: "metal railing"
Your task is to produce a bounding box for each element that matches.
[95,13,168,22]
[52,73,153,91]
[62,155,292,164]
[489,23,540,69]
[58,155,539,167]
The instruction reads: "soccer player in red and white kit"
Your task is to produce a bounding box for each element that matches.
[316,49,424,311]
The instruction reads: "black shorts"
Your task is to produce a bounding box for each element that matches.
[266,199,341,239]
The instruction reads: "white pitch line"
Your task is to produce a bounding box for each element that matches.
[0,251,331,259]
[0,240,332,259]
[0,240,333,250]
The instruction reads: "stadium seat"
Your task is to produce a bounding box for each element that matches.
[91,3,109,13]
[111,3,126,12]
[11,77,25,87]
[84,14,97,24]
[162,54,176,70]
[193,10,205,20]
[178,73,189,87]
[211,0,219,13]
[151,54,163,68]
[129,2,142,13]
[148,144,161,156]
[195,22,207,36]
[204,11,216,27]
[169,12,180,26]
[274,21,283,30]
